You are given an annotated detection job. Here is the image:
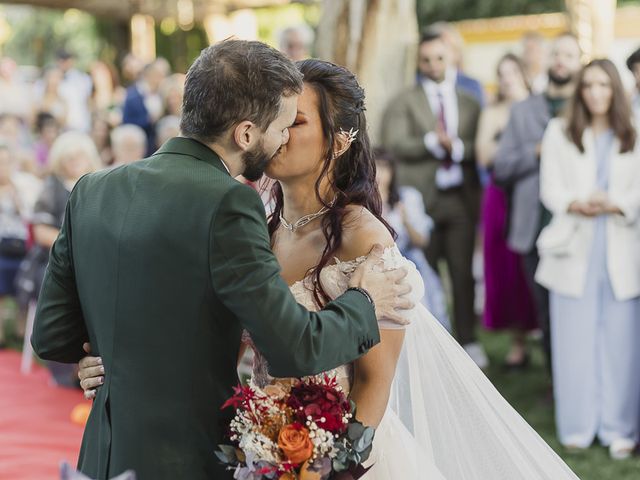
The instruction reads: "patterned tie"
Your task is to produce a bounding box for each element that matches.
[437,91,447,131]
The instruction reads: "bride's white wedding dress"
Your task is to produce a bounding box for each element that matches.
[246,246,579,479]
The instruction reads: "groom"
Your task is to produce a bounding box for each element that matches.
[31,40,412,479]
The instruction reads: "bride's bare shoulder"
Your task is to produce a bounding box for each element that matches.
[338,205,394,261]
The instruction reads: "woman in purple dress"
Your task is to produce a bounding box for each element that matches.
[476,54,536,368]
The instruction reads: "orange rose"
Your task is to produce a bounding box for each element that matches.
[278,424,314,464]
[279,473,296,480]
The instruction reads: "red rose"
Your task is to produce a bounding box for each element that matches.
[287,381,351,434]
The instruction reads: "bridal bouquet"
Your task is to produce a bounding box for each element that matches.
[216,374,375,480]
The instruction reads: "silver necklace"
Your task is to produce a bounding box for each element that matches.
[280,203,332,232]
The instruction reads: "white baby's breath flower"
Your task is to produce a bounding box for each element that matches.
[310,427,336,458]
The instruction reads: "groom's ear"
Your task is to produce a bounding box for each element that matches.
[232,121,257,152]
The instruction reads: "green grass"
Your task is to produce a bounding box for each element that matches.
[480,329,640,480]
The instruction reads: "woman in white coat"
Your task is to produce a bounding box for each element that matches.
[536,59,640,459]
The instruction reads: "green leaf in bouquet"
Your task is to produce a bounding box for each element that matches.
[347,422,366,440]
[215,444,239,465]
[352,426,375,453]
[332,457,350,472]
[356,442,373,463]
[332,441,351,472]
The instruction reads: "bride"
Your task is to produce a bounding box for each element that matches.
[79,59,579,480]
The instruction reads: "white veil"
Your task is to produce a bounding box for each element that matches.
[383,250,580,480]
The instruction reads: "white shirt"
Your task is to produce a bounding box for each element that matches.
[219,158,231,175]
[58,69,93,132]
[421,68,465,189]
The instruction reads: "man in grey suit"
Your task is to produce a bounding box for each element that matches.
[493,32,582,370]
[382,30,485,367]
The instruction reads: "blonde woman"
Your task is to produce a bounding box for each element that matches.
[536,59,640,459]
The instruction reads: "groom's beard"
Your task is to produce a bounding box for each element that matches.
[242,141,279,182]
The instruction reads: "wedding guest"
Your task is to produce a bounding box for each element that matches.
[382,30,484,367]
[536,59,640,459]
[90,61,120,111]
[161,73,185,117]
[428,22,485,106]
[0,57,32,120]
[32,112,60,175]
[121,52,144,87]
[521,31,548,94]
[34,67,68,127]
[374,147,450,331]
[626,46,640,126]
[493,32,582,373]
[56,49,93,132]
[0,144,28,347]
[110,124,147,167]
[0,113,30,152]
[15,131,99,386]
[0,113,36,176]
[156,115,181,147]
[279,24,314,61]
[90,113,113,167]
[89,60,124,126]
[122,59,169,154]
[476,54,536,368]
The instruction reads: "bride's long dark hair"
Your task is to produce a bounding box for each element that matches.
[267,59,393,306]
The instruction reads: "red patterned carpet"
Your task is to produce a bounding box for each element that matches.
[0,350,88,480]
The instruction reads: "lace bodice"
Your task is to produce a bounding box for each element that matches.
[243,246,422,392]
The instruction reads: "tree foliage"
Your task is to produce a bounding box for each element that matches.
[2,6,103,68]
[417,0,636,27]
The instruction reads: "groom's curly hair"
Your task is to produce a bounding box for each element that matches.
[180,39,304,143]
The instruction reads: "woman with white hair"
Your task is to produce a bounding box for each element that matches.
[15,131,99,386]
[111,124,147,166]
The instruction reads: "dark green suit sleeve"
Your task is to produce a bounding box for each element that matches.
[31,194,88,363]
[209,184,380,378]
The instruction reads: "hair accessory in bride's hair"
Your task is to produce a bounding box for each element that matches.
[339,127,359,145]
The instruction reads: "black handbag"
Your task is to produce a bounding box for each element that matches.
[0,237,27,258]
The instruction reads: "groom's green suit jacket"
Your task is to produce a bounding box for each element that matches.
[31,137,379,480]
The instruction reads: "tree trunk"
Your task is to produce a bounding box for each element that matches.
[565,0,617,61]
[315,0,418,144]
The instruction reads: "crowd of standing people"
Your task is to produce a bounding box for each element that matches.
[380,26,640,460]
[1,21,640,460]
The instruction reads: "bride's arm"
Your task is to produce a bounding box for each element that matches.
[339,207,404,427]
[350,330,404,428]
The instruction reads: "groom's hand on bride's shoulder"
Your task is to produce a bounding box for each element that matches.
[348,244,414,326]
